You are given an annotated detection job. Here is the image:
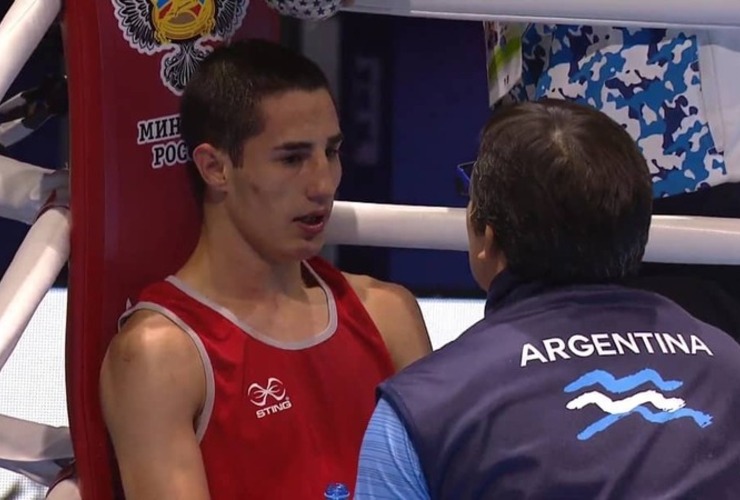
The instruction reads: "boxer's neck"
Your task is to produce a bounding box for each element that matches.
[176,227,311,305]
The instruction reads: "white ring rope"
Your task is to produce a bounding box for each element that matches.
[342,0,740,29]
[0,207,69,372]
[0,118,34,148]
[327,201,740,265]
[0,414,73,487]
[327,202,468,251]
[0,91,27,114]
[0,155,68,225]
[0,0,61,103]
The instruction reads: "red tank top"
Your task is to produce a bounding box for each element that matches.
[122,257,395,499]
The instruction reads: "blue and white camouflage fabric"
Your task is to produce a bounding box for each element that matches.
[507,25,740,198]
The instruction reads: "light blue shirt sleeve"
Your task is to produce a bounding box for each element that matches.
[354,397,431,500]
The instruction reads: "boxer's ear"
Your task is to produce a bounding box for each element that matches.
[192,143,230,193]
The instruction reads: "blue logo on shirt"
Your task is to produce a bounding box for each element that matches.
[563,368,713,440]
[324,482,350,500]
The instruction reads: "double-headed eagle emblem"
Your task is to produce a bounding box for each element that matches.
[112,0,249,95]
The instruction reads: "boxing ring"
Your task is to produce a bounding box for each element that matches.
[0,0,739,498]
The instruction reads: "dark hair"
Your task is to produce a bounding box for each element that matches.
[179,38,331,198]
[470,98,653,284]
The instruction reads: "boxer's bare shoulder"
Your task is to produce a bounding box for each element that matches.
[100,309,209,499]
[343,272,432,371]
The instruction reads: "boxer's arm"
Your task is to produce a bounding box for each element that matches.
[100,311,210,500]
[345,274,432,371]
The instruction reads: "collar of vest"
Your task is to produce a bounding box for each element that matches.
[484,269,630,318]
[484,270,551,316]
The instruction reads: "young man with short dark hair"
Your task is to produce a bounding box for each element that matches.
[101,39,431,500]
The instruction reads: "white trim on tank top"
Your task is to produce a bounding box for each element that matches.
[117,302,216,442]
[164,260,340,351]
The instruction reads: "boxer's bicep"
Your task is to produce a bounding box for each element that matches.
[376,283,433,370]
[360,279,432,371]
[100,315,209,500]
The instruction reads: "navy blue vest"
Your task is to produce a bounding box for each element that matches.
[381,271,740,499]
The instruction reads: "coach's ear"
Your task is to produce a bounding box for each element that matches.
[192,144,229,195]
[482,225,496,260]
[484,224,507,269]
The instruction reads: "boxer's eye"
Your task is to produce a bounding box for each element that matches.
[281,154,306,166]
